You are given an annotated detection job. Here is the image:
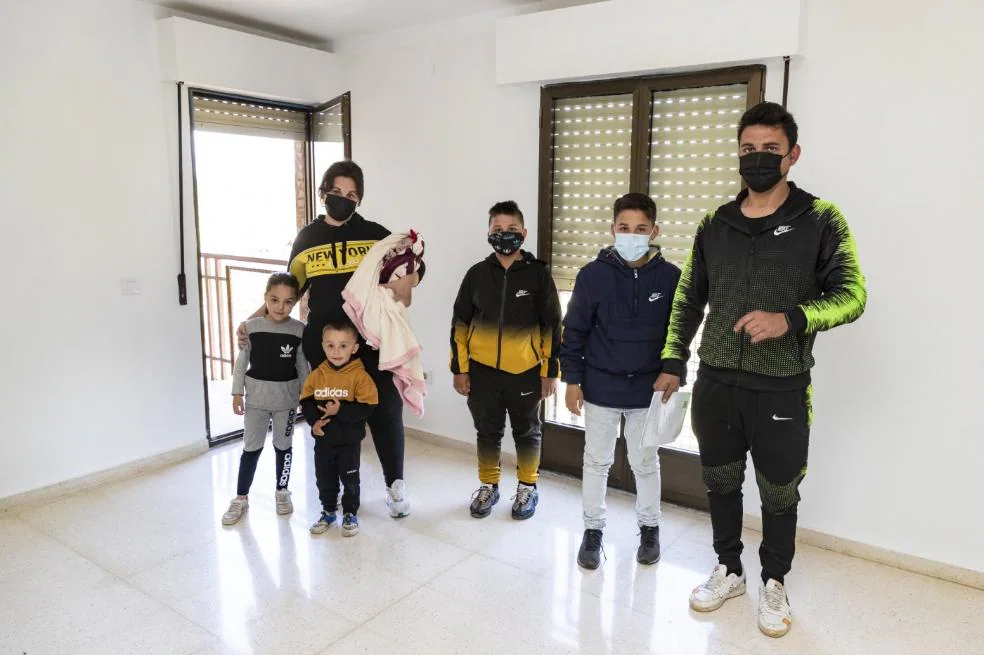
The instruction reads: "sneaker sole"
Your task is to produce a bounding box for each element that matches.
[277,505,293,515]
[309,524,332,535]
[636,552,661,565]
[222,507,247,526]
[342,527,359,537]
[759,620,791,639]
[689,581,747,612]
[577,557,601,570]
[511,510,535,520]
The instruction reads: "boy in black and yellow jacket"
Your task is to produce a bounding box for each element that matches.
[450,201,561,521]
[300,320,378,537]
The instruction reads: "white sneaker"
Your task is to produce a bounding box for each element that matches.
[275,489,293,515]
[386,479,410,518]
[689,564,747,612]
[758,579,792,638]
[221,498,248,526]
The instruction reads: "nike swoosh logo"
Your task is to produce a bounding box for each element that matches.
[521,391,535,396]
[772,415,793,421]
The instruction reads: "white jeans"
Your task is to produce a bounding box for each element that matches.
[582,402,662,530]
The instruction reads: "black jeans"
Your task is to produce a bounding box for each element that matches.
[303,321,405,486]
[691,376,811,583]
[313,439,361,515]
[466,362,543,485]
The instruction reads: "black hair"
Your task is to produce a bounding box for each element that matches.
[266,272,300,296]
[613,193,657,224]
[322,318,359,339]
[738,102,799,150]
[488,200,524,226]
[416,259,426,283]
[319,160,365,202]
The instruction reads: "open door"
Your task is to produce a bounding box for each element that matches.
[188,90,353,445]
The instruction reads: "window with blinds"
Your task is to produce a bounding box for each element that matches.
[539,67,764,434]
[191,95,308,140]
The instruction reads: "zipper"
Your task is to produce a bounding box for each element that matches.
[737,233,757,370]
[496,267,509,370]
[632,269,639,316]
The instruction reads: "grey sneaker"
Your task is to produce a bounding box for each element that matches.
[342,513,359,537]
[469,484,500,518]
[511,483,538,520]
[309,511,337,535]
[275,489,293,515]
[221,498,248,526]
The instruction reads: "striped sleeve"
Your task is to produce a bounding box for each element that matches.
[789,200,867,334]
[660,214,711,382]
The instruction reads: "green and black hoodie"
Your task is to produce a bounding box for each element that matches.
[662,183,866,390]
[450,251,562,378]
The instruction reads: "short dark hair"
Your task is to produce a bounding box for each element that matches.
[738,102,798,150]
[488,200,524,226]
[613,193,657,224]
[322,319,359,339]
[319,160,365,201]
[266,272,300,295]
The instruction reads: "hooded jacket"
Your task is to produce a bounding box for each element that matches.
[560,247,681,409]
[661,183,867,390]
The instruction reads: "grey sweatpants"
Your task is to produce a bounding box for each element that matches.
[243,407,296,452]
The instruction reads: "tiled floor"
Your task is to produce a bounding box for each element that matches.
[2,437,982,654]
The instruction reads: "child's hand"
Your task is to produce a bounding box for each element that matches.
[232,395,245,416]
[540,378,557,400]
[453,373,470,396]
[312,419,328,436]
[322,398,341,417]
[565,384,583,417]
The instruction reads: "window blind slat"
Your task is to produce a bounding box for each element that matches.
[192,96,307,140]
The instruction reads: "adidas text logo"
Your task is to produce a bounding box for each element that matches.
[280,344,294,358]
[314,388,350,399]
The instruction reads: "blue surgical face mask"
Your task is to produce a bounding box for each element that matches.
[613,232,652,262]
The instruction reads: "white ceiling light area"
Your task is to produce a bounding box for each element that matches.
[151,0,608,49]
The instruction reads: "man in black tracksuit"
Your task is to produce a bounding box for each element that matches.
[450,201,562,521]
[655,103,866,638]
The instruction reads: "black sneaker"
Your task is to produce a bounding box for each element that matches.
[578,529,604,570]
[511,483,538,520]
[637,525,661,565]
[470,484,500,518]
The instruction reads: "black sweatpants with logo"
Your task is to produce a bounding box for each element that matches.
[314,439,361,516]
[467,362,543,486]
[691,375,811,584]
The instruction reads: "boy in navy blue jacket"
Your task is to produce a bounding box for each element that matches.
[559,193,681,570]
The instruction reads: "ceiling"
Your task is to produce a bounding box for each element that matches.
[153,0,605,48]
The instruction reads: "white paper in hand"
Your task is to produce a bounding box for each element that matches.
[641,391,690,448]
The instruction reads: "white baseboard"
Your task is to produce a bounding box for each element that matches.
[0,441,208,512]
[405,427,984,591]
[741,514,984,591]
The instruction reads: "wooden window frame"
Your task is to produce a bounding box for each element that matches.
[536,66,765,510]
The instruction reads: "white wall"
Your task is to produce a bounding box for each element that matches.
[0,0,205,498]
[339,1,984,573]
[158,17,345,103]
[496,0,800,84]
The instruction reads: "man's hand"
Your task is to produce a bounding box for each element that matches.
[541,377,557,400]
[734,311,789,344]
[232,395,245,416]
[236,322,248,349]
[653,373,681,403]
[320,399,341,418]
[565,383,584,417]
[312,419,328,437]
[453,373,470,396]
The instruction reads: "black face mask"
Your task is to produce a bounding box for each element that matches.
[739,151,788,193]
[488,231,524,256]
[325,194,357,222]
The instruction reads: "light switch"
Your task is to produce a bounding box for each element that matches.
[121,278,140,295]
